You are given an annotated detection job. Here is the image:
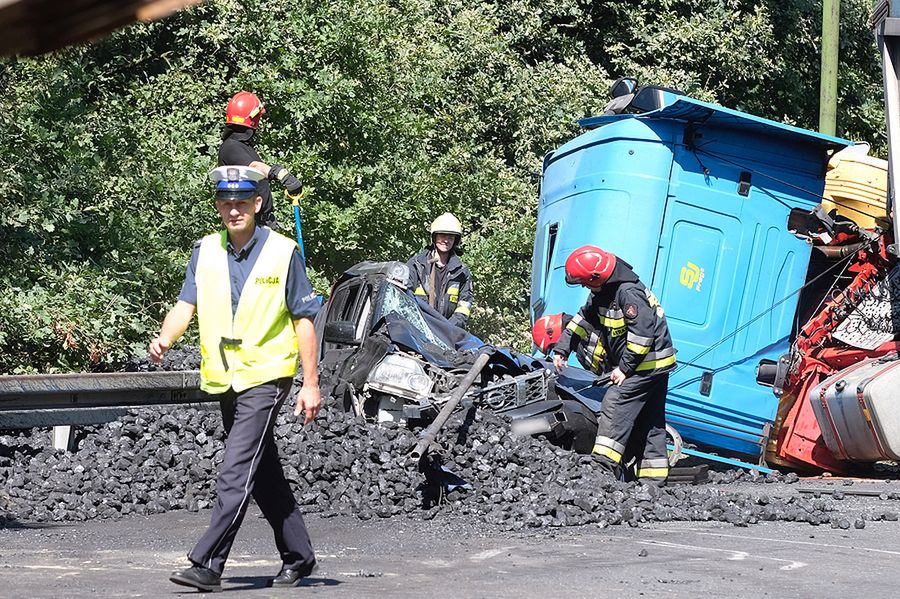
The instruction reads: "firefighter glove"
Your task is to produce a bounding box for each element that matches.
[267,164,303,195]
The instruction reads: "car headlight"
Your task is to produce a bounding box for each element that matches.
[365,354,434,400]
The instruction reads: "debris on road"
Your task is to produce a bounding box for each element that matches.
[3,394,899,531]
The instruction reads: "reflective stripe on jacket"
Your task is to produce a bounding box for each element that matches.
[196,230,299,393]
[558,314,609,375]
[406,248,474,328]
[555,281,675,377]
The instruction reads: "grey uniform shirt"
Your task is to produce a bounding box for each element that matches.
[178,226,320,320]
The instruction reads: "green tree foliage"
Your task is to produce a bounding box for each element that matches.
[584,0,883,152]
[0,0,886,372]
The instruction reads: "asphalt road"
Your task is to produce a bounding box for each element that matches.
[2,502,899,598]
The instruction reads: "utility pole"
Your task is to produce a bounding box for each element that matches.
[819,0,840,135]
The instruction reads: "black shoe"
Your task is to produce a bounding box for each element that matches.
[170,565,222,592]
[271,560,318,587]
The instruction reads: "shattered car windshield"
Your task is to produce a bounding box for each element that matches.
[382,284,450,351]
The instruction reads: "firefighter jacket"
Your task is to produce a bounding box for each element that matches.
[196,230,299,393]
[558,313,609,375]
[554,261,675,377]
[406,248,473,328]
[219,126,274,224]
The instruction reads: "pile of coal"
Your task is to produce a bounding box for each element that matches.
[121,347,201,372]
[1,393,890,529]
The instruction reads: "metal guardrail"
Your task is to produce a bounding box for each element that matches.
[0,371,209,443]
[0,370,206,412]
[0,370,210,449]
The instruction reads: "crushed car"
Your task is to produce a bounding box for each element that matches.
[313,261,619,455]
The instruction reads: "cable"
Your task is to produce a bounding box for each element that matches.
[672,244,871,375]
[788,255,855,361]
[805,256,854,332]
[693,147,888,223]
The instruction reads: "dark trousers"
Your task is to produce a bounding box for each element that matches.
[593,372,669,481]
[188,378,315,574]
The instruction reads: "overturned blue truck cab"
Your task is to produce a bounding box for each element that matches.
[531,85,851,465]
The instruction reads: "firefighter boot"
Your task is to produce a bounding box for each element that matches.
[590,452,625,482]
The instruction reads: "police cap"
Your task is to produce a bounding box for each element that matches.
[209,165,265,201]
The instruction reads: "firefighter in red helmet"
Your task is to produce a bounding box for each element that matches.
[226,91,266,129]
[220,91,302,228]
[552,245,676,484]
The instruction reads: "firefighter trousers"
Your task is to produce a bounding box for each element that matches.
[188,378,315,574]
[592,372,669,482]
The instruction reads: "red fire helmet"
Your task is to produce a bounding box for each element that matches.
[532,313,564,353]
[564,245,616,289]
[225,91,265,129]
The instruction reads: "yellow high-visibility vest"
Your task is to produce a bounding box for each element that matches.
[196,230,298,393]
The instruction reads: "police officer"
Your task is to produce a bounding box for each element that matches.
[149,166,320,591]
[406,212,474,328]
[552,246,676,483]
[532,312,610,375]
[219,91,276,226]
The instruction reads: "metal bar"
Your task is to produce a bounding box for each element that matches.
[0,407,130,428]
[0,388,208,411]
[798,487,896,497]
[0,370,201,394]
[874,3,900,255]
[678,447,775,474]
[666,417,766,449]
[411,352,491,460]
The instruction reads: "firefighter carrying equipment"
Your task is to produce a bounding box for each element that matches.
[195,230,299,394]
[226,91,265,129]
[407,248,473,329]
[219,120,273,226]
[430,212,463,237]
[565,245,617,289]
